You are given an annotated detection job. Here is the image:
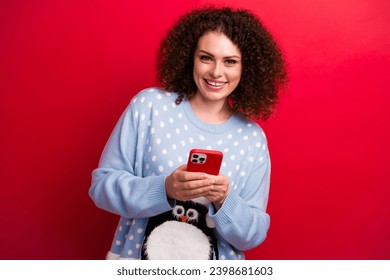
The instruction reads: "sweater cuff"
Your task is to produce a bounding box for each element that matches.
[147,175,173,214]
[209,190,241,229]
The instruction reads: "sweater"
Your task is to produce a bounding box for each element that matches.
[89,88,271,260]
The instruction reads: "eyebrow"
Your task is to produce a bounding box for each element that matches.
[198,50,241,59]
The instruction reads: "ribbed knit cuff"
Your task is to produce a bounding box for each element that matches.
[147,175,173,215]
[209,190,241,229]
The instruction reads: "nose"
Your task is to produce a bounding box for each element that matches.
[181,216,188,223]
[210,62,223,78]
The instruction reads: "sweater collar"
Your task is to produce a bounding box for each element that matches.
[180,96,245,134]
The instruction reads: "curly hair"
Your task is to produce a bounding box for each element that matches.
[157,6,287,120]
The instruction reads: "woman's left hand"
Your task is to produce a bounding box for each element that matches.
[204,173,230,211]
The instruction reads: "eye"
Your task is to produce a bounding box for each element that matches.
[186,208,199,223]
[225,59,238,65]
[200,55,213,62]
[172,205,185,220]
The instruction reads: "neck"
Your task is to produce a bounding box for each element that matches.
[189,95,233,124]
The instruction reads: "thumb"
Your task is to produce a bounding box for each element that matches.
[179,164,188,171]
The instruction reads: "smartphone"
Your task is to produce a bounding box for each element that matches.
[186,149,223,175]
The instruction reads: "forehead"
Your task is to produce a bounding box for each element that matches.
[196,31,241,56]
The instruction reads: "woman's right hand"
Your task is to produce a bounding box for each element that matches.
[165,164,215,201]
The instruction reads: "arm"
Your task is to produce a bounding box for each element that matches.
[208,151,271,251]
[89,101,172,218]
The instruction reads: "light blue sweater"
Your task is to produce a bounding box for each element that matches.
[89,88,271,260]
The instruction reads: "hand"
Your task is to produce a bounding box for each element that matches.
[204,173,229,211]
[165,165,215,201]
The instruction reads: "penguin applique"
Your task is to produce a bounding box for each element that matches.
[141,198,218,260]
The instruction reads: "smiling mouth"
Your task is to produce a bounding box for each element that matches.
[204,79,228,87]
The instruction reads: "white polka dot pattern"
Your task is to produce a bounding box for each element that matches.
[104,88,270,260]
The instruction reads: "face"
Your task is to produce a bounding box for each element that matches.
[193,31,242,104]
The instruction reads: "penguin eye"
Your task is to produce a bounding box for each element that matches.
[186,208,199,223]
[172,205,185,220]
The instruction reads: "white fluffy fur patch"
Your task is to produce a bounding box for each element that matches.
[144,220,211,260]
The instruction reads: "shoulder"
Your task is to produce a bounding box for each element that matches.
[230,116,269,156]
[130,87,178,107]
[232,115,267,141]
[125,88,180,124]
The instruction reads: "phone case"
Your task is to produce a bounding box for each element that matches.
[186,149,223,175]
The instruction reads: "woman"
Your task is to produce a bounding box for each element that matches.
[89,7,287,260]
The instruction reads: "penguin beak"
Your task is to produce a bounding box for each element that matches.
[181,216,188,223]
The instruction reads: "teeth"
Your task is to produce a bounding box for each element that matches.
[207,80,225,87]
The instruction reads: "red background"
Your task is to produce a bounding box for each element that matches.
[1,0,389,259]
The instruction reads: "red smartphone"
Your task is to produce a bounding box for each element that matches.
[186,149,223,175]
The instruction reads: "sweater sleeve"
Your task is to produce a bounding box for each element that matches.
[209,146,271,251]
[89,100,172,219]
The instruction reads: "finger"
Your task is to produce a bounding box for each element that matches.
[211,176,229,186]
[177,164,188,171]
[184,178,215,190]
[205,192,226,205]
[182,185,214,198]
[173,165,207,182]
[179,171,207,182]
[205,184,228,199]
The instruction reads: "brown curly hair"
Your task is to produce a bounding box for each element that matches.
[157,6,287,120]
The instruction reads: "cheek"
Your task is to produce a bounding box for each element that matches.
[228,69,242,84]
[193,61,207,77]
